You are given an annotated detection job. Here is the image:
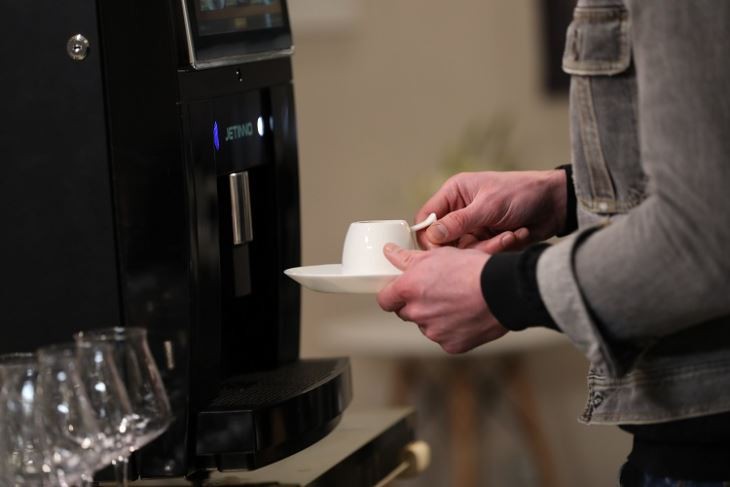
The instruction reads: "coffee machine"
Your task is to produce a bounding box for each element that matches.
[0,0,351,480]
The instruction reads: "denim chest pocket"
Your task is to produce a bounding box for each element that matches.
[563,2,648,214]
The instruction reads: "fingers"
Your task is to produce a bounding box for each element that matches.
[424,207,479,246]
[469,227,531,254]
[417,231,441,250]
[508,227,531,249]
[456,234,480,249]
[376,244,423,312]
[415,177,468,248]
[383,243,424,271]
[376,279,405,312]
[377,279,419,319]
[414,179,460,225]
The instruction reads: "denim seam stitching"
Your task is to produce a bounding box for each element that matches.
[576,76,617,204]
[562,7,631,76]
[590,360,730,387]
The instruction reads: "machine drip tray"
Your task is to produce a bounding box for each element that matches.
[196,357,352,471]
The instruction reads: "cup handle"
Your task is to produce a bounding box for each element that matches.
[410,212,437,232]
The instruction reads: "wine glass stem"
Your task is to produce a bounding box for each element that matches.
[112,456,129,487]
[80,472,95,487]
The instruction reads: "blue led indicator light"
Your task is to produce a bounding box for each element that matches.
[213,121,220,151]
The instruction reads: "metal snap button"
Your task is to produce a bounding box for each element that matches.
[592,392,604,407]
[67,34,90,61]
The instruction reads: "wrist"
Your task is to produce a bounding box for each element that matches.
[546,169,569,236]
[554,165,577,237]
[480,245,559,331]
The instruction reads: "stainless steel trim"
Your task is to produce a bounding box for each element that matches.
[191,48,294,70]
[242,174,254,244]
[163,340,176,371]
[230,172,254,246]
[230,174,242,245]
[179,0,198,69]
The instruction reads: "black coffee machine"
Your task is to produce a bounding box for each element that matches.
[0,0,351,480]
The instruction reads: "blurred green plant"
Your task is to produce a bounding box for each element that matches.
[410,114,519,209]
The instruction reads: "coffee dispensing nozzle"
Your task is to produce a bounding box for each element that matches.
[229,171,253,297]
[229,171,253,246]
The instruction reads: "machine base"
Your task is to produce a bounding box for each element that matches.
[195,357,352,471]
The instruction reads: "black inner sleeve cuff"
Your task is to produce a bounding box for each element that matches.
[480,244,559,331]
[556,164,578,237]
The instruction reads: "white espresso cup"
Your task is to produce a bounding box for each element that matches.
[341,213,436,275]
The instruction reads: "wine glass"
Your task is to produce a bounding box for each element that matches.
[36,344,104,487]
[0,353,49,486]
[74,327,172,481]
[74,341,137,486]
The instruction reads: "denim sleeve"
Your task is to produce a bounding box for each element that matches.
[536,1,730,377]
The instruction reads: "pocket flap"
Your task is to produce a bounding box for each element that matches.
[562,6,631,76]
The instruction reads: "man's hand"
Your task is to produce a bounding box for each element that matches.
[415,170,567,251]
[376,244,508,354]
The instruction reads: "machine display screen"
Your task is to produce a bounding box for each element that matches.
[197,0,284,36]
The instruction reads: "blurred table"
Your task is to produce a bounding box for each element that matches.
[318,310,569,487]
[319,310,566,358]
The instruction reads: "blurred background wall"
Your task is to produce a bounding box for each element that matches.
[287,0,631,485]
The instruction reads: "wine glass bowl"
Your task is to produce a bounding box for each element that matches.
[36,344,104,487]
[0,353,47,486]
[74,341,136,466]
[74,327,172,452]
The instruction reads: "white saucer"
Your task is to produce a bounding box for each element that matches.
[284,264,400,294]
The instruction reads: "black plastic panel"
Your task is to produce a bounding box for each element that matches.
[196,358,352,470]
[0,0,121,352]
[178,57,293,101]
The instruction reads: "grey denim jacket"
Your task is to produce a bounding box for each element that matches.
[536,0,730,424]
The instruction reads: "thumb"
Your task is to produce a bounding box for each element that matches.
[425,208,478,245]
[383,243,423,271]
